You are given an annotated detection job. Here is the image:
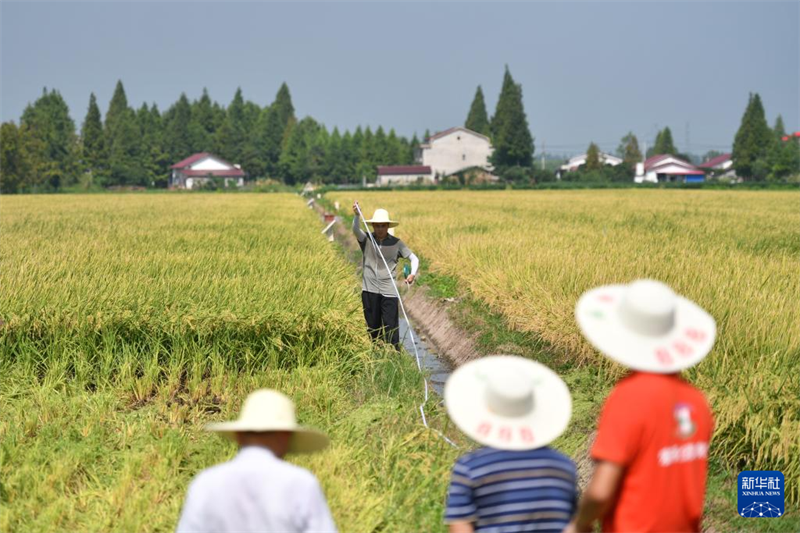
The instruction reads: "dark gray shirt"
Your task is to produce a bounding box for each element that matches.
[353,216,415,297]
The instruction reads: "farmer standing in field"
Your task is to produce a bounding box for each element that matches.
[565,279,716,533]
[442,355,578,533]
[176,389,336,533]
[352,201,419,349]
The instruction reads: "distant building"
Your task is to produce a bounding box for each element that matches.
[170,152,245,189]
[376,165,434,186]
[780,131,800,142]
[635,154,705,183]
[699,153,736,180]
[560,152,623,173]
[416,127,494,178]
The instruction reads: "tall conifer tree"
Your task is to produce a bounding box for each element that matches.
[465,86,490,135]
[81,93,105,172]
[733,93,773,180]
[490,67,534,170]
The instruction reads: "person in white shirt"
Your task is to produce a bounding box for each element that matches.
[176,389,337,533]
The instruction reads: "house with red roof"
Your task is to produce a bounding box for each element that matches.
[699,153,736,180]
[170,152,246,190]
[634,154,705,183]
[376,165,434,186]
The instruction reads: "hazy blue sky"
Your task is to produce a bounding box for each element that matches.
[2,1,798,156]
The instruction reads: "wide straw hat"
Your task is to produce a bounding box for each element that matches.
[206,389,330,454]
[575,279,716,374]
[444,356,572,451]
[366,208,399,228]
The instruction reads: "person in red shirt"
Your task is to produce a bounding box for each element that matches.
[565,279,716,533]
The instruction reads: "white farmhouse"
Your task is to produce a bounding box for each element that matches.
[417,127,493,177]
[170,152,245,189]
[635,155,705,183]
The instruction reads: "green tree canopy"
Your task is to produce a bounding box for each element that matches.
[490,67,534,171]
[260,83,296,177]
[1,122,42,193]
[214,88,248,164]
[584,142,602,170]
[81,93,105,172]
[163,93,193,164]
[733,93,773,180]
[617,132,642,166]
[279,117,323,185]
[773,115,786,138]
[465,85,490,136]
[20,88,79,189]
[652,127,677,156]
[188,88,216,153]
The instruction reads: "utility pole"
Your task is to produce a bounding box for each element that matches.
[685,121,691,158]
[541,140,546,171]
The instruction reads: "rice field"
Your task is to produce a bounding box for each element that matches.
[3,190,798,531]
[0,194,461,532]
[329,189,800,506]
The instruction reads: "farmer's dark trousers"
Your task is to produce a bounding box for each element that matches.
[361,291,400,348]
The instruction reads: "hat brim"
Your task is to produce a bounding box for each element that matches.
[205,422,330,454]
[366,219,399,228]
[444,356,572,451]
[575,285,716,373]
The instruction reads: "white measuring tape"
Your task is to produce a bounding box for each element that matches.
[354,203,458,448]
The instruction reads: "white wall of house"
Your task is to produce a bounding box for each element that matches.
[378,173,434,186]
[561,152,623,172]
[645,163,702,182]
[421,129,493,177]
[191,157,232,171]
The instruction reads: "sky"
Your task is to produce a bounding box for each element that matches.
[1,1,798,157]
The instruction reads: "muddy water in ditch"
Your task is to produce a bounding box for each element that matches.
[399,319,452,396]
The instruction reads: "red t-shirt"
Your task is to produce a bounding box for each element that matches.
[591,372,714,533]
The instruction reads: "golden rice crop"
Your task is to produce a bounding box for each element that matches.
[0,193,461,532]
[330,189,800,504]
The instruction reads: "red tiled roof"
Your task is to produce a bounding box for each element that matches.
[180,169,245,177]
[699,153,731,168]
[377,165,432,176]
[171,152,241,171]
[643,154,670,168]
[644,154,701,172]
[171,152,212,169]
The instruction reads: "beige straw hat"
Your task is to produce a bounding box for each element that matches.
[575,279,716,373]
[206,389,329,454]
[366,208,399,228]
[444,356,572,451]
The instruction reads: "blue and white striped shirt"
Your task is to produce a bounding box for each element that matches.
[444,447,578,533]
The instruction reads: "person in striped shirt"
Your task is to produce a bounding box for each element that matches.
[443,355,577,533]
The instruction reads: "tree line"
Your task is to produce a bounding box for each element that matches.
[2,71,797,192]
[0,81,422,193]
